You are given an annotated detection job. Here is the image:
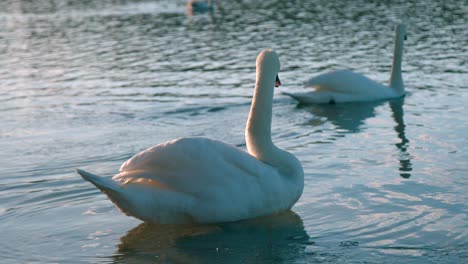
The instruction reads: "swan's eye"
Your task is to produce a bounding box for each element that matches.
[404,35,407,41]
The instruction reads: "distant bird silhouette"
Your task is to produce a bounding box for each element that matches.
[186,0,214,15]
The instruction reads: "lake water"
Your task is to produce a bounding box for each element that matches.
[0,0,467,263]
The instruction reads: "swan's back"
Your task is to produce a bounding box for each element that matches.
[306,70,388,95]
[112,137,302,223]
[118,137,270,188]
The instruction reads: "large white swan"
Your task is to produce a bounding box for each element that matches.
[284,24,407,104]
[77,49,304,224]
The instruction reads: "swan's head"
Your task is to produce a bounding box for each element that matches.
[395,24,407,41]
[256,49,281,87]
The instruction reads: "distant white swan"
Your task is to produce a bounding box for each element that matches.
[77,49,304,224]
[284,24,407,104]
[186,0,214,15]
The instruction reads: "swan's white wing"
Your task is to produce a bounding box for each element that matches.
[117,137,281,199]
[114,137,292,222]
[306,70,388,95]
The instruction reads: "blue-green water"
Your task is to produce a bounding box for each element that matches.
[0,0,466,263]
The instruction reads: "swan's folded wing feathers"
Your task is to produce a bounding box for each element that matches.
[115,137,277,198]
[306,70,387,95]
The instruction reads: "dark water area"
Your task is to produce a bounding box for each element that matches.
[0,0,466,263]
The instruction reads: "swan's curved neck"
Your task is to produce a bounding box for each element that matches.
[245,51,304,184]
[245,70,303,182]
[245,67,277,163]
[389,31,405,94]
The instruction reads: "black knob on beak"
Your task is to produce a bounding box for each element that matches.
[275,75,281,87]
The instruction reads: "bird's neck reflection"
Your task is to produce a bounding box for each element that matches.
[390,98,412,178]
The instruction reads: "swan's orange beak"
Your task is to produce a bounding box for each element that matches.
[275,75,281,87]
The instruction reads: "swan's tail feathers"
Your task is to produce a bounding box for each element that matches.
[282,91,313,103]
[76,169,120,193]
[282,92,301,100]
[77,169,135,216]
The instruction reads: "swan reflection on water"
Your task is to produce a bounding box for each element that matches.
[115,211,311,263]
[300,97,412,178]
[389,98,412,178]
[299,101,385,133]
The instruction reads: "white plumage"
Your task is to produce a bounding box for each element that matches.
[284,24,407,104]
[78,49,304,224]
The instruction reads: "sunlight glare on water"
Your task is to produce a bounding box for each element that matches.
[0,0,466,263]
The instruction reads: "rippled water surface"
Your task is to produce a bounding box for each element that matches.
[1,0,467,263]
